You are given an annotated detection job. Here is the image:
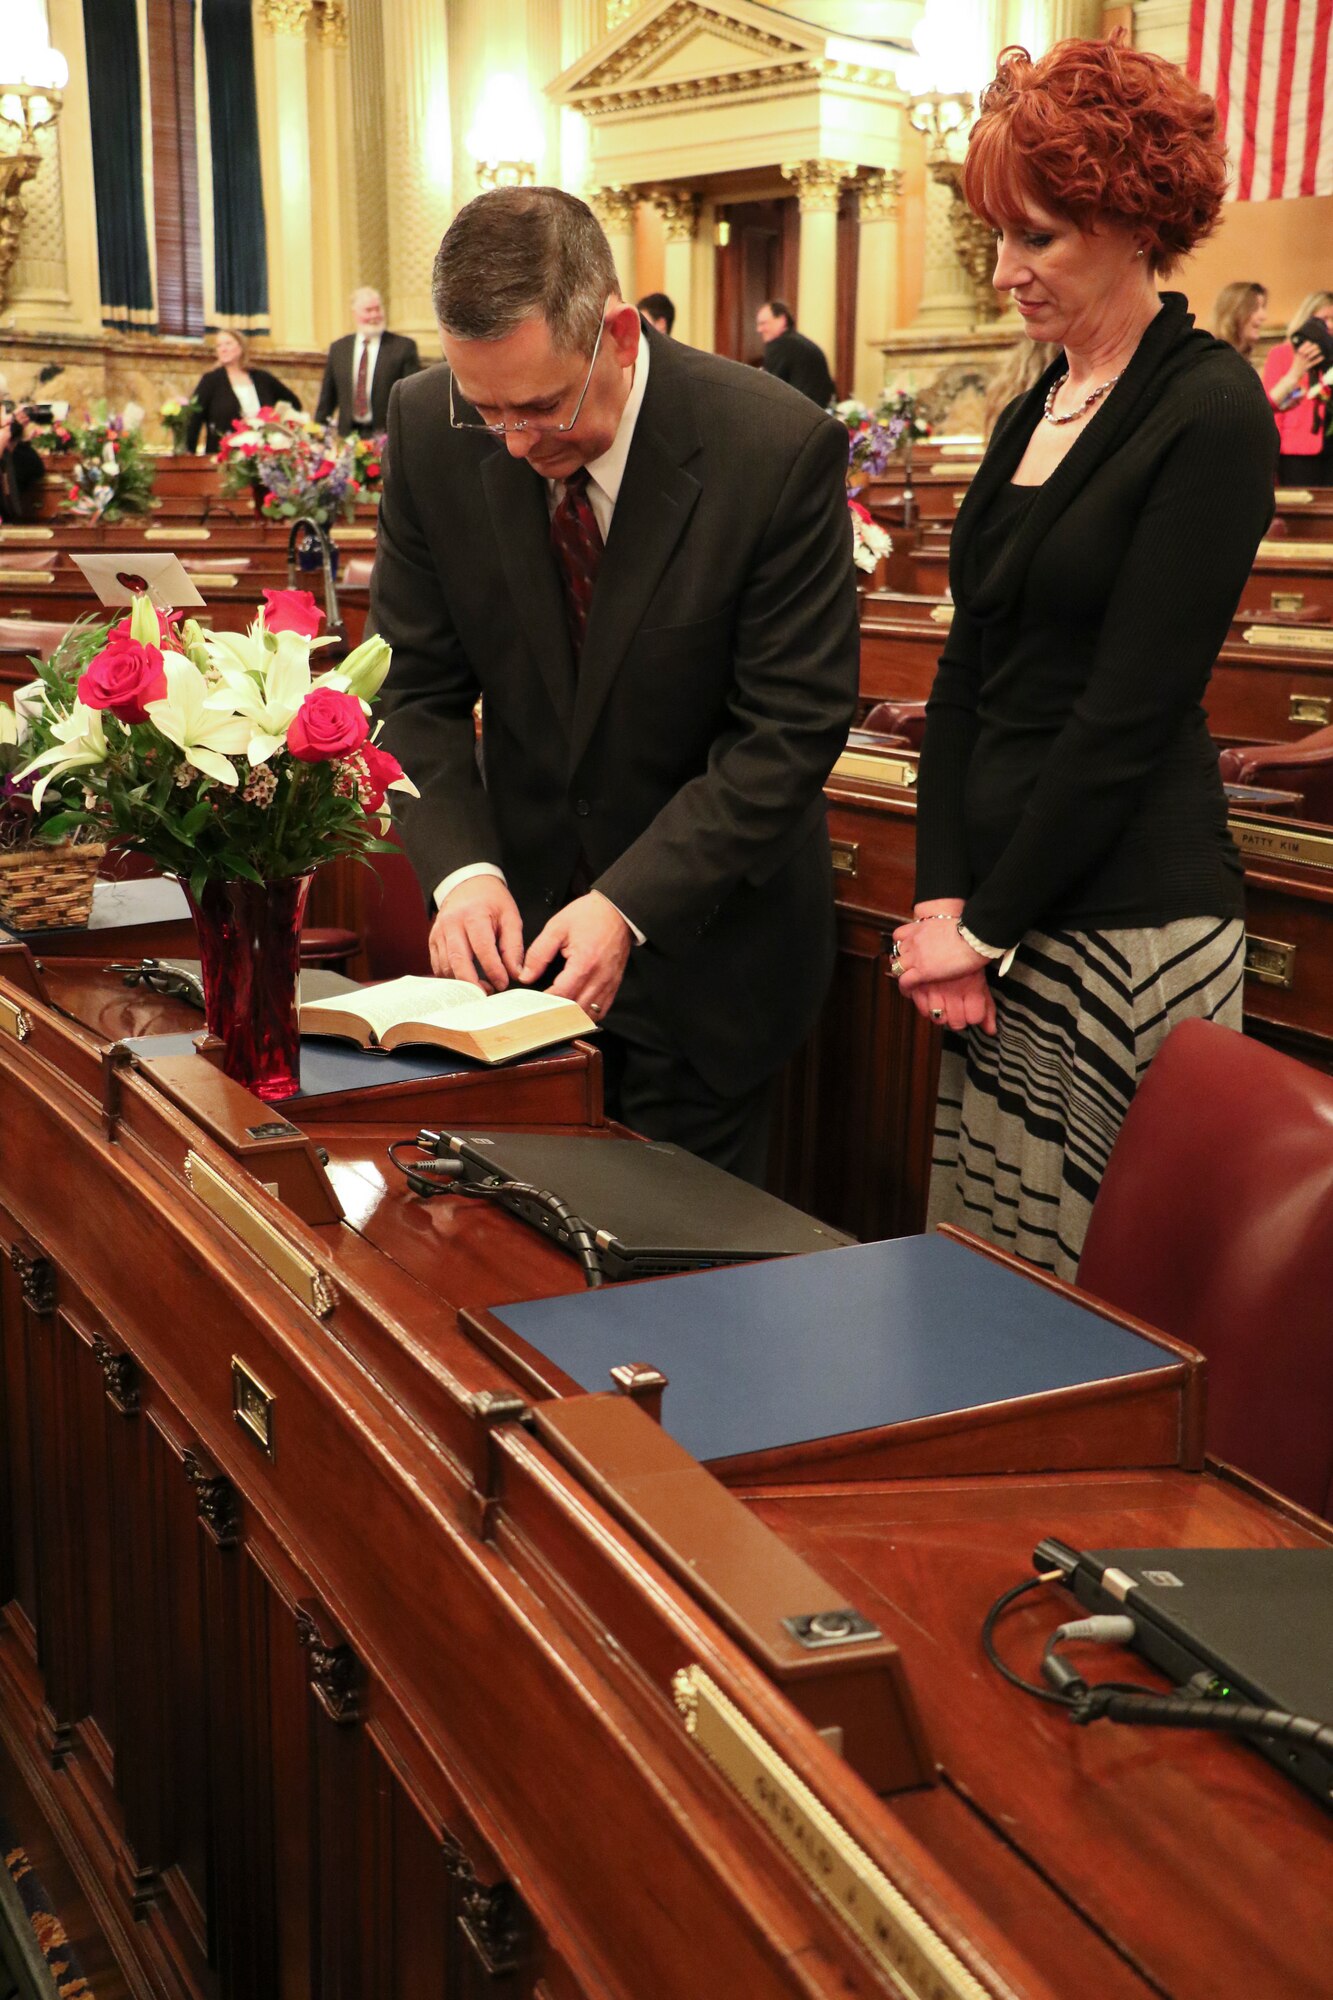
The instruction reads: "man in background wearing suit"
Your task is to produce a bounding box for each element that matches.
[315,288,420,435]
[373,189,857,1181]
[756,299,835,407]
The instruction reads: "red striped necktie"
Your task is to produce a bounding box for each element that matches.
[549,466,604,660]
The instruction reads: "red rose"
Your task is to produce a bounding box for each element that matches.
[78,637,167,724]
[366,460,380,478]
[313,458,336,479]
[287,688,368,762]
[256,405,275,420]
[240,442,258,458]
[357,743,406,810]
[848,499,871,522]
[262,588,322,638]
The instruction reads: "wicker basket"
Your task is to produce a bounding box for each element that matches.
[0,841,107,931]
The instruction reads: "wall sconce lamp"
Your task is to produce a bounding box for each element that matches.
[896,2,1002,326]
[0,15,68,313]
[467,73,544,193]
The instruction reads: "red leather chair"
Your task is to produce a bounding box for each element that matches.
[1218,727,1333,823]
[1078,1019,1333,1519]
[860,699,927,748]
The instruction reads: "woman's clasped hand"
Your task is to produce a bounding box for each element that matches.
[890,908,997,1036]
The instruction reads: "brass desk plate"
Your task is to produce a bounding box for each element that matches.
[1244,934,1296,989]
[1257,540,1333,562]
[231,1356,275,1459]
[334,526,377,545]
[1231,818,1333,872]
[835,750,918,791]
[0,526,54,542]
[146,526,211,541]
[930,604,954,626]
[1274,488,1314,505]
[1241,625,1333,655]
[672,1666,988,2000]
[929,463,975,479]
[0,996,32,1043]
[184,1150,337,1318]
[0,569,55,586]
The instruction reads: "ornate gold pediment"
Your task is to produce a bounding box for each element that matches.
[550,0,895,115]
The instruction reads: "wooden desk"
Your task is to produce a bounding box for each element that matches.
[2,945,1329,2000]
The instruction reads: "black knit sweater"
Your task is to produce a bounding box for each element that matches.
[914,294,1277,946]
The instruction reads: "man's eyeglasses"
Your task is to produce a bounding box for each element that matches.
[448,300,611,436]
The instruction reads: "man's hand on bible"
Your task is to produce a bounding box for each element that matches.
[519,891,631,1021]
[430,876,525,992]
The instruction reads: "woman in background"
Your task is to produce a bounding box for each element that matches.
[983,338,1060,437]
[1213,280,1267,357]
[185,331,298,454]
[895,38,1274,1280]
[1262,291,1333,485]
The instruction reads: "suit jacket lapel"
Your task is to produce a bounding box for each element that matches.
[569,346,702,773]
[481,443,577,730]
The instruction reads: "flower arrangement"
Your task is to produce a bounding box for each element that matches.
[16,588,414,898]
[44,409,156,523]
[159,394,200,451]
[217,408,383,526]
[849,498,892,576]
[834,384,932,478]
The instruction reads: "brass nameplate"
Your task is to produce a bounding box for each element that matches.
[0,568,55,585]
[929,462,974,479]
[1271,591,1306,613]
[929,604,954,626]
[1274,488,1314,505]
[184,1150,337,1317]
[835,750,918,791]
[1240,626,1333,654]
[1257,540,1333,562]
[333,526,377,544]
[146,526,211,541]
[231,1356,275,1458]
[1244,934,1296,989]
[1231,818,1333,872]
[1290,692,1332,725]
[0,526,54,542]
[189,573,238,590]
[830,838,860,876]
[672,1667,988,2000]
[0,996,32,1043]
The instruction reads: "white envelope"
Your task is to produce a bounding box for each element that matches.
[69,550,207,609]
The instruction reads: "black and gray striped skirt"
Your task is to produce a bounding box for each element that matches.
[926,917,1245,1283]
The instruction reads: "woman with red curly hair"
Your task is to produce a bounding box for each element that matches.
[891,37,1276,1280]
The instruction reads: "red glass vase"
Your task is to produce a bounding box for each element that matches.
[184,874,312,1102]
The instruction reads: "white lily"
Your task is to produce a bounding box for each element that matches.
[207,628,350,764]
[12,681,45,734]
[145,655,251,787]
[0,704,20,748]
[323,632,390,703]
[18,701,110,809]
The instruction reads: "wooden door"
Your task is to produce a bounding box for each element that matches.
[713,199,799,365]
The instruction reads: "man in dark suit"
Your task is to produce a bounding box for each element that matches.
[756,299,835,407]
[372,189,857,1180]
[315,289,420,435]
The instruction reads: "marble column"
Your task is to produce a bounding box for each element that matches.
[781,159,853,366]
[911,170,976,332]
[380,0,453,346]
[652,190,700,345]
[254,0,317,351]
[588,186,637,304]
[308,0,356,348]
[852,169,902,404]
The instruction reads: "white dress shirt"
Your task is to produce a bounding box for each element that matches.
[234,376,262,419]
[434,335,652,941]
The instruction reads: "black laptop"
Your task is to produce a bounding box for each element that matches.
[1061,1545,1333,1807]
[441,1131,852,1279]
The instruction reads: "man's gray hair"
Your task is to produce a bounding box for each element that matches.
[351,286,382,309]
[432,187,620,356]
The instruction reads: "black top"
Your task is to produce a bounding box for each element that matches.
[761,328,835,407]
[185,364,299,453]
[915,293,1277,946]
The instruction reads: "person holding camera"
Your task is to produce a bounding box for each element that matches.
[1262,291,1333,484]
[0,400,44,523]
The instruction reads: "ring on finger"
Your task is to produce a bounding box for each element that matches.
[930,1007,943,1021]
[588,999,602,1015]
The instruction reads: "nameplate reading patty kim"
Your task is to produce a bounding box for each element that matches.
[1230,819,1333,872]
[671,1666,989,2000]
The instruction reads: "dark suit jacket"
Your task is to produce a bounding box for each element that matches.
[762,329,835,408]
[371,326,858,1094]
[315,331,420,434]
[185,366,299,453]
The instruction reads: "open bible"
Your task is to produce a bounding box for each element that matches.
[298,974,595,1064]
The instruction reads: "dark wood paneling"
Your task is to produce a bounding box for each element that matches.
[835,183,858,401]
[147,0,205,337]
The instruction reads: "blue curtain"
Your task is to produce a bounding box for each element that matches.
[82,0,156,329]
[201,0,270,330]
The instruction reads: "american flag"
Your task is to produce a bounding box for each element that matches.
[1187,0,1333,200]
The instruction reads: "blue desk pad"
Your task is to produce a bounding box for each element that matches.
[119,1035,578,1099]
[494,1232,1175,1463]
